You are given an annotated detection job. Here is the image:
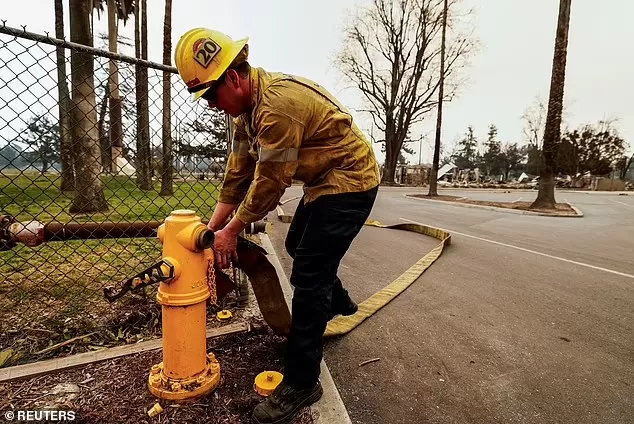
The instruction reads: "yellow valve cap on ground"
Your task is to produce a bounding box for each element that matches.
[216,310,232,320]
[254,371,283,396]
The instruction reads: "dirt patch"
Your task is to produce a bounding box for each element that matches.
[410,195,578,216]
[0,269,248,368]
[419,195,463,202]
[0,323,314,424]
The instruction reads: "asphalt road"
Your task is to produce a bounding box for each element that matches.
[266,186,633,424]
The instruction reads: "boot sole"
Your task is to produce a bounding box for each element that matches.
[252,384,323,424]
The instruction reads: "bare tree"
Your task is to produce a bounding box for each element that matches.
[160,0,173,196]
[55,0,75,192]
[338,0,473,184]
[531,0,572,209]
[135,0,152,189]
[617,153,633,181]
[69,0,108,213]
[521,98,547,149]
[427,0,448,196]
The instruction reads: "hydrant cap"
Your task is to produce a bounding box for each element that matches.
[171,209,196,217]
[254,371,283,396]
[217,310,232,320]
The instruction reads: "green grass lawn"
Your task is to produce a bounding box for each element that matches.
[0,171,222,362]
[1,171,220,222]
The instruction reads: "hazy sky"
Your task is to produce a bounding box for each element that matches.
[2,0,632,163]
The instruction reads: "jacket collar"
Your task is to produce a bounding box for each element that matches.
[249,66,261,111]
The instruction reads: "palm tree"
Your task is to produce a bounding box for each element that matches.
[531,0,572,209]
[55,0,75,192]
[106,0,132,173]
[159,0,173,196]
[92,0,133,173]
[135,0,152,189]
[69,0,108,213]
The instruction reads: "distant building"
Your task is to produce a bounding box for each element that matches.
[395,164,431,186]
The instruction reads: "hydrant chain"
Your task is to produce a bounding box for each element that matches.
[207,257,217,306]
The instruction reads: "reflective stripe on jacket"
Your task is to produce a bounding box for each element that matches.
[219,67,380,224]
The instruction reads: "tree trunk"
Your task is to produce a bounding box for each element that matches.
[134,0,151,190]
[69,0,108,214]
[55,0,75,192]
[531,0,572,209]
[159,0,173,196]
[98,83,110,172]
[41,157,50,174]
[107,0,123,174]
[381,117,397,184]
[621,154,633,180]
[134,0,152,186]
[428,0,448,197]
[382,143,396,184]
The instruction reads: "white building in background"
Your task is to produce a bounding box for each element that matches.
[114,156,136,176]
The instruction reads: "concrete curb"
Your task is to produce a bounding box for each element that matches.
[404,195,584,218]
[259,234,352,424]
[391,187,632,195]
[568,203,584,217]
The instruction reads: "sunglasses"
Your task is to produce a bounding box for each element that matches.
[188,75,226,103]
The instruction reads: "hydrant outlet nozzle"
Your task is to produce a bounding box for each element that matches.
[175,223,210,252]
[195,228,215,250]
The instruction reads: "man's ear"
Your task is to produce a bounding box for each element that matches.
[225,69,241,89]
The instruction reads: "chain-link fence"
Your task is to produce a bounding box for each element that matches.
[0,23,243,367]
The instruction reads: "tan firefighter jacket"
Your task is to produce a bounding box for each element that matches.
[218,67,380,224]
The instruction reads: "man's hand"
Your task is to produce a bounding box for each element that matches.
[213,227,238,270]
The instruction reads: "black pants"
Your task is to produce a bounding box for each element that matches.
[283,185,378,388]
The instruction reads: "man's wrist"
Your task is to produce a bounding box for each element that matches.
[224,217,247,236]
[208,218,226,232]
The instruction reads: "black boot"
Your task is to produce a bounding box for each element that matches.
[252,380,323,424]
[329,293,358,320]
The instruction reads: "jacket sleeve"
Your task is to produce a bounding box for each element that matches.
[218,117,256,205]
[235,101,304,224]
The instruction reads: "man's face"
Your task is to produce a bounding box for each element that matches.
[202,70,245,117]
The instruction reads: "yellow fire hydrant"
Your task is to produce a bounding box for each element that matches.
[148,209,220,400]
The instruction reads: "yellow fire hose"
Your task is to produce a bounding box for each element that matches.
[276,198,451,337]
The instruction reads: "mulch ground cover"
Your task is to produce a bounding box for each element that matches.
[0,322,314,424]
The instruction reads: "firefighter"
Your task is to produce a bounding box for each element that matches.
[174,28,380,424]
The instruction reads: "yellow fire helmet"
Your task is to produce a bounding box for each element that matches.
[174,28,249,102]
